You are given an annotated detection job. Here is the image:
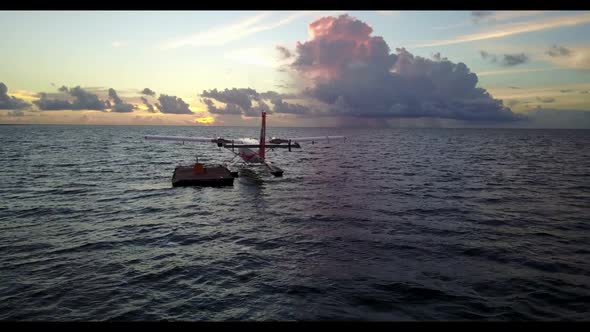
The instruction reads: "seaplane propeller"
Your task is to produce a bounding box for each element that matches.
[144,111,345,177]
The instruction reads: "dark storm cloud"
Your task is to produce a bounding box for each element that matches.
[200,15,523,123]
[537,97,555,103]
[259,91,297,100]
[546,45,571,57]
[141,88,156,96]
[156,95,193,114]
[140,96,156,113]
[480,51,528,66]
[284,14,522,122]
[560,89,573,93]
[271,98,312,115]
[0,82,30,110]
[276,45,293,59]
[58,85,69,93]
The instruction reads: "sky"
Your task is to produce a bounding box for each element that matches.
[1,10,590,128]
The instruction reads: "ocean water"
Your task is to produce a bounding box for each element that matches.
[0,125,589,321]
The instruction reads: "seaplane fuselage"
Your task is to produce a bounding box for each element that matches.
[233,138,263,164]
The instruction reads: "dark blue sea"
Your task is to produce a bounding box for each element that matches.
[1,125,589,320]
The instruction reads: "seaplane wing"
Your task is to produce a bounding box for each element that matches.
[144,135,215,143]
[144,135,237,146]
[268,136,346,144]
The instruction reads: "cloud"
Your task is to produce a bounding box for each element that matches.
[111,41,127,48]
[201,88,258,111]
[543,46,590,70]
[0,82,31,110]
[501,53,529,66]
[415,12,590,47]
[140,96,156,113]
[200,87,307,117]
[107,88,135,113]
[283,14,521,122]
[202,98,243,115]
[200,88,280,116]
[68,86,106,110]
[141,88,156,96]
[276,45,293,59]
[33,93,74,110]
[112,103,134,113]
[480,51,529,66]
[536,97,556,103]
[108,88,123,104]
[431,52,447,61]
[546,44,571,57]
[271,98,312,114]
[581,90,589,94]
[156,95,193,114]
[560,89,573,93]
[479,50,498,62]
[162,12,310,49]
[34,86,105,111]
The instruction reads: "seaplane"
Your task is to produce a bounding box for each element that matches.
[144,111,345,178]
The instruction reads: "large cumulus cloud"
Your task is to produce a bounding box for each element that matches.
[0,83,31,110]
[283,14,521,122]
[108,88,135,113]
[34,86,105,111]
[200,88,297,116]
[156,95,193,114]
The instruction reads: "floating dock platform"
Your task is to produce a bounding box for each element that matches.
[172,164,235,187]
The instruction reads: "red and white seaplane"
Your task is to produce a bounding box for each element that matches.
[144,111,345,177]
